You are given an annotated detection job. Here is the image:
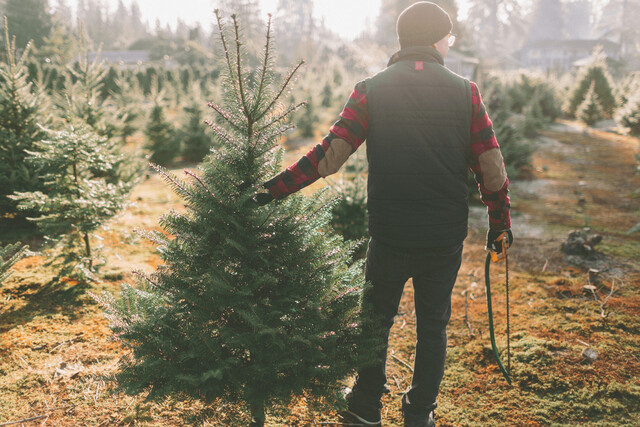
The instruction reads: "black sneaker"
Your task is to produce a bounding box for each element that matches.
[404,410,435,427]
[338,390,382,426]
[402,394,435,427]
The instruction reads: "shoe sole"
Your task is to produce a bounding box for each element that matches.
[344,410,382,426]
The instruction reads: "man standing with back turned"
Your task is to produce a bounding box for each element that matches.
[256,2,513,426]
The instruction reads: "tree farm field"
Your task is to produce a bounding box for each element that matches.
[1,123,639,426]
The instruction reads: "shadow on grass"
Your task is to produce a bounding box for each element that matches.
[0,262,93,332]
[0,217,44,250]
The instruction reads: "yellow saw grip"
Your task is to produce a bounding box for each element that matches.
[490,231,510,263]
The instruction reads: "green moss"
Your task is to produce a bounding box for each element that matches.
[598,239,640,260]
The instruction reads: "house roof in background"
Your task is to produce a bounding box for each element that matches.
[521,39,619,51]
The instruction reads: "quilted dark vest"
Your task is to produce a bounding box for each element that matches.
[365,46,472,248]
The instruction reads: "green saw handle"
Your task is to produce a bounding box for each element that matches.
[485,252,512,385]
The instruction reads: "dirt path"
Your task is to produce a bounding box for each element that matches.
[373,122,640,426]
[1,123,639,426]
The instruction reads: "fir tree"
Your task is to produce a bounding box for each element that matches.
[112,76,143,143]
[3,0,52,48]
[565,59,616,118]
[615,89,640,135]
[61,39,117,137]
[321,81,333,108]
[0,22,48,224]
[330,150,369,258]
[179,94,216,163]
[296,93,318,138]
[10,122,139,277]
[96,12,380,425]
[0,243,30,286]
[145,96,178,166]
[577,82,604,127]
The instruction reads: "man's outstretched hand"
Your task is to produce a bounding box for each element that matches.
[254,192,274,206]
[486,229,514,252]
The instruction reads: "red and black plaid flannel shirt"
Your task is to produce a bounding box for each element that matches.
[264,81,511,231]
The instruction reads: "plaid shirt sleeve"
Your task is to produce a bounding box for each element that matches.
[469,81,512,231]
[264,81,369,199]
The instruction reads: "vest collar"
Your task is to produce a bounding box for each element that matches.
[387,46,444,67]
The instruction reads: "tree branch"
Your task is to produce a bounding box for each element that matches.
[253,13,273,118]
[214,10,240,101]
[260,60,305,118]
[231,14,250,119]
[256,102,306,134]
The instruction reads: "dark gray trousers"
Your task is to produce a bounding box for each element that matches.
[352,238,463,415]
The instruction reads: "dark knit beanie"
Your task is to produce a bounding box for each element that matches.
[397,1,452,48]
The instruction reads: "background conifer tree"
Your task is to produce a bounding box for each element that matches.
[577,82,604,127]
[616,89,640,135]
[179,86,216,163]
[565,60,616,118]
[0,22,49,226]
[296,93,318,138]
[145,95,178,166]
[111,76,143,143]
[10,122,140,278]
[95,12,380,425]
[61,48,117,138]
[321,81,333,108]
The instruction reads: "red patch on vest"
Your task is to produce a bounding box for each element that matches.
[415,61,424,70]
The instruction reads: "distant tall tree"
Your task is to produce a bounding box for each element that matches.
[4,0,52,48]
[275,0,314,44]
[52,0,73,26]
[595,0,640,56]
[110,0,130,49]
[217,0,263,54]
[525,0,565,43]
[465,0,530,58]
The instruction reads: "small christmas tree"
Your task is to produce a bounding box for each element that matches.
[565,58,616,118]
[577,82,604,127]
[615,90,640,135]
[0,243,30,286]
[10,122,139,277]
[296,93,318,138]
[0,20,48,223]
[96,12,380,425]
[112,76,143,143]
[321,81,333,108]
[330,150,369,256]
[179,86,216,163]
[145,93,178,166]
[61,39,117,138]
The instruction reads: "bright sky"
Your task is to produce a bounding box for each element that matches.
[98,0,384,40]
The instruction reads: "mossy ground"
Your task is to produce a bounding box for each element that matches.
[1,124,639,426]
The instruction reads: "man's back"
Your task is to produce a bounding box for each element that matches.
[365,46,472,248]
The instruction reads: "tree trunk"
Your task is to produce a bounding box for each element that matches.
[83,232,92,268]
[249,400,265,427]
